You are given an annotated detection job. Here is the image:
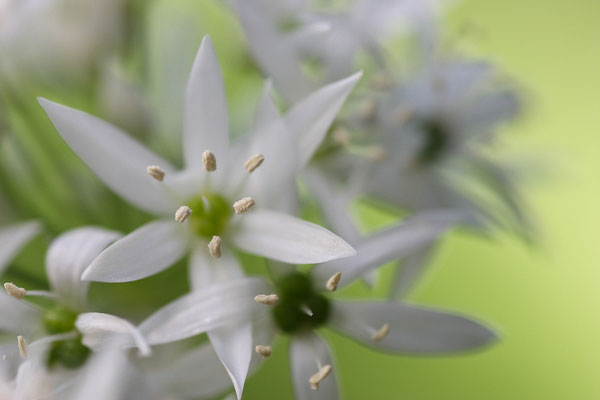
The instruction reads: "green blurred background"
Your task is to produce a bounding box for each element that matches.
[240,0,600,398]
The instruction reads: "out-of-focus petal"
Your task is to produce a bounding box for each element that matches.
[46,227,121,310]
[82,220,189,283]
[290,333,339,400]
[139,277,269,345]
[76,312,152,357]
[390,244,435,299]
[0,291,41,335]
[38,98,177,215]
[183,36,229,169]
[330,301,497,353]
[0,221,40,276]
[232,210,356,264]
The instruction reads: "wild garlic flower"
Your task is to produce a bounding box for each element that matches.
[0,222,41,276]
[39,36,359,285]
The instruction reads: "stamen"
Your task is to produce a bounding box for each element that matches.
[366,145,389,161]
[371,72,393,90]
[17,336,27,359]
[208,236,222,259]
[146,165,166,181]
[202,150,217,172]
[325,272,342,292]
[3,282,26,300]
[309,364,332,390]
[393,106,414,124]
[301,305,313,317]
[360,99,376,122]
[244,154,265,173]
[254,293,279,306]
[233,197,255,214]
[175,206,192,223]
[332,128,350,146]
[371,323,390,341]
[255,345,272,358]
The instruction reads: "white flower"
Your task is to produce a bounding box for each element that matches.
[39,36,359,285]
[0,221,41,277]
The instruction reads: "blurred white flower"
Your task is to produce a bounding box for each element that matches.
[0,222,40,276]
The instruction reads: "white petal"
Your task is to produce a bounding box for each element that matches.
[254,80,281,129]
[139,277,269,345]
[0,291,41,335]
[184,36,229,169]
[330,301,498,353]
[189,245,244,291]
[390,244,435,299]
[290,333,339,400]
[232,210,356,264]
[312,210,459,288]
[82,220,189,283]
[208,322,252,400]
[46,227,121,310]
[0,221,40,275]
[38,98,177,215]
[76,312,152,357]
[286,72,362,169]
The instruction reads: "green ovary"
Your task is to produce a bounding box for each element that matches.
[272,273,331,334]
[43,305,90,369]
[417,119,451,164]
[187,193,232,239]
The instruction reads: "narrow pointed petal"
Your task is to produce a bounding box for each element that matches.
[254,80,281,129]
[208,322,252,400]
[286,72,362,169]
[330,301,498,353]
[76,312,152,357]
[390,244,435,299]
[139,277,269,345]
[38,98,177,215]
[232,210,356,264]
[0,221,40,275]
[189,246,244,291]
[82,220,189,283]
[46,227,121,310]
[312,210,459,289]
[0,292,41,335]
[184,36,229,169]
[290,333,339,400]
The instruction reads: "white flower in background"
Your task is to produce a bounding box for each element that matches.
[39,36,359,285]
[0,0,124,81]
[0,221,41,276]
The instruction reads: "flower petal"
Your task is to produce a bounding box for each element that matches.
[0,221,40,275]
[183,36,229,169]
[189,245,244,291]
[232,210,356,264]
[82,220,189,283]
[312,210,459,289]
[330,301,498,353]
[139,277,269,345]
[286,72,362,169]
[390,244,435,299]
[76,312,152,357]
[0,291,41,335]
[290,333,339,400]
[46,227,121,310]
[38,98,176,215]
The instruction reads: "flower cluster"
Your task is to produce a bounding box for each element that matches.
[0,1,527,399]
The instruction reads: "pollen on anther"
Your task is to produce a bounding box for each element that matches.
[255,345,272,358]
[371,323,390,341]
[326,272,342,292]
[3,282,26,300]
[17,336,27,359]
[146,165,166,181]
[254,294,279,306]
[244,154,265,173]
[202,150,217,172]
[175,206,192,223]
[208,236,222,259]
[309,364,332,391]
[233,197,254,214]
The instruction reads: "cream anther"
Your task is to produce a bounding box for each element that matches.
[3,282,26,300]
[244,154,265,173]
[255,345,272,358]
[371,323,390,341]
[325,272,341,292]
[175,206,192,223]
[17,336,27,359]
[202,150,217,171]
[309,364,332,390]
[146,165,166,181]
[233,197,255,214]
[208,236,222,259]
[254,294,279,306]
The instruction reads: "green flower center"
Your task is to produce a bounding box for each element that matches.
[417,119,450,164]
[187,193,232,239]
[272,273,331,334]
[43,305,90,369]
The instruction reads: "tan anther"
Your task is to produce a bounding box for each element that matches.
[371,323,390,341]
[146,165,166,181]
[3,282,26,300]
[309,365,332,391]
[332,128,350,146]
[233,197,254,214]
[244,154,265,173]
[175,206,192,223]
[393,106,414,124]
[17,336,27,359]
[371,72,393,90]
[202,150,217,172]
[255,345,272,358]
[254,294,279,306]
[366,145,389,162]
[360,99,376,122]
[325,272,342,292]
[208,236,222,259]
